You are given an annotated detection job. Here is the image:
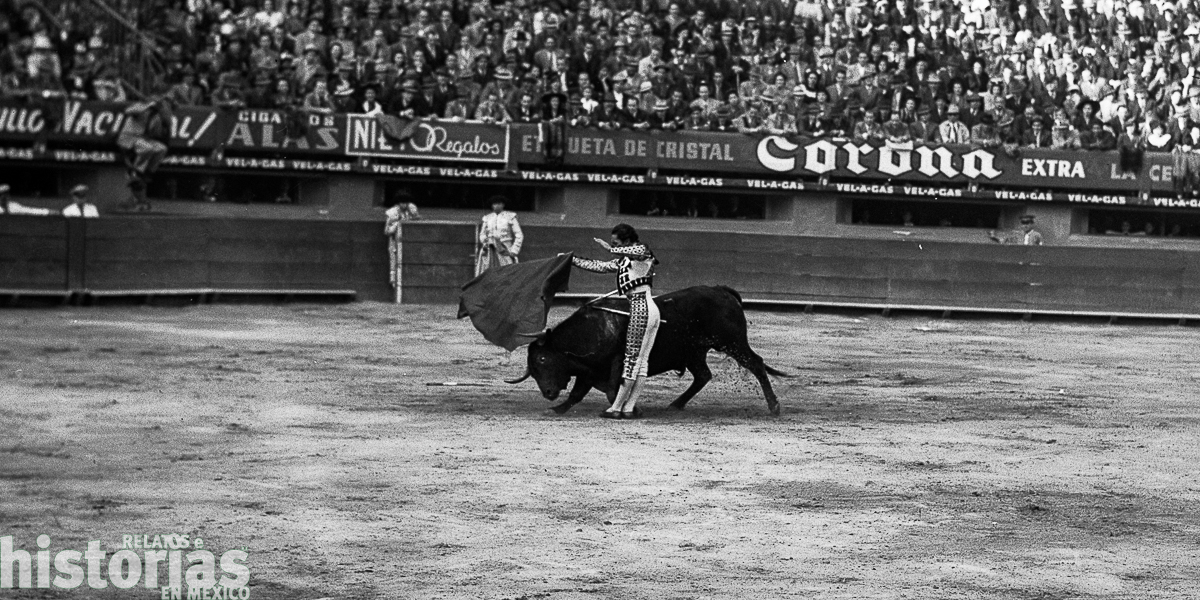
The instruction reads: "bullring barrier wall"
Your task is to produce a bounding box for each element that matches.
[4,217,1200,316]
[0,215,390,301]
[406,222,1200,316]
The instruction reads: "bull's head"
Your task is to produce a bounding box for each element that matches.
[504,330,573,401]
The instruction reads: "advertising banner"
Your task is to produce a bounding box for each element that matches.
[211,110,344,154]
[3,140,1190,209]
[343,115,510,163]
[512,125,1173,193]
[0,100,344,154]
[0,99,1177,194]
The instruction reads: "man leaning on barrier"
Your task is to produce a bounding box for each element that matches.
[0,184,50,216]
[61,185,99,219]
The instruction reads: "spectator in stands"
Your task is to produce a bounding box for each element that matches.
[27,35,64,97]
[1012,105,1042,141]
[735,99,767,134]
[937,105,970,144]
[825,70,853,114]
[512,91,540,123]
[360,86,384,117]
[683,106,710,131]
[294,44,328,91]
[0,184,50,216]
[1147,120,1174,151]
[909,107,937,143]
[853,109,885,143]
[92,73,126,103]
[61,185,98,218]
[663,89,689,128]
[1074,99,1102,133]
[594,93,621,129]
[962,93,986,130]
[690,84,720,119]
[764,96,797,135]
[389,80,425,118]
[858,75,884,115]
[303,78,336,114]
[970,114,1001,149]
[474,88,510,123]
[1022,117,1052,149]
[1051,110,1081,149]
[618,96,651,131]
[269,79,297,110]
[245,73,273,108]
[331,77,356,112]
[884,109,913,145]
[443,91,473,120]
[212,72,247,110]
[1092,121,1119,151]
[712,105,737,133]
[166,67,202,107]
[18,0,1200,171]
[649,99,672,131]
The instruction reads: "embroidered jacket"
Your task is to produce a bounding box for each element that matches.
[572,243,657,294]
[478,211,523,255]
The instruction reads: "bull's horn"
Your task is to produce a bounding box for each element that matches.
[504,369,531,384]
[515,327,552,339]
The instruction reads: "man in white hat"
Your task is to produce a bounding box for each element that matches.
[937,104,971,144]
[0,184,51,215]
[61,185,99,218]
[649,98,673,130]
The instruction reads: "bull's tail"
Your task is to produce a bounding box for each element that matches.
[764,364,791,378]
[717,285,743,306]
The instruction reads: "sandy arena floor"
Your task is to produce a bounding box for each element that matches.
[1,302,1199,599]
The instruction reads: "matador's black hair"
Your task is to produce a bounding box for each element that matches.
[611,223,639,244]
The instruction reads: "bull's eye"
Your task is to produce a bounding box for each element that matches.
[537,355,546,364]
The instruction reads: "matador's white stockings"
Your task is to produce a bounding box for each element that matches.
[607,377,645,415]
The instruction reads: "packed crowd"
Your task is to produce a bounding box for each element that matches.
[10,0,1200,152]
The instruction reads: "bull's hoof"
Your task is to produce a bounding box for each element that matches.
[768,403,781,417]
[622,409,643,420]
[599,410,624,420]
[550,403,573,415]
[668,402,686,411]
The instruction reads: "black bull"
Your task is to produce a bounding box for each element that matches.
[506,285,789,415]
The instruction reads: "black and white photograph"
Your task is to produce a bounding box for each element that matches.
[2,0,1199,597]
